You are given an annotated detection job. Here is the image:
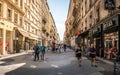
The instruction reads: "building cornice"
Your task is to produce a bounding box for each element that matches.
[5,0,25,15]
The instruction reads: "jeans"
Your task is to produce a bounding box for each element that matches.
[34,53,39,61]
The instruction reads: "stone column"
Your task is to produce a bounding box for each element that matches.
[9,31,13,53]
[2,29,6,55]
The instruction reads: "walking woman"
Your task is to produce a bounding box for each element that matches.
[89,43,97,67]
[75,45,82,67]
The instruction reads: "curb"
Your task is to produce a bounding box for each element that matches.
[0,50,33,60]
[96,57,114,65]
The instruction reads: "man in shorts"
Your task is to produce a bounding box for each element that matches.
[40,44,46,61]
[75,45,82,67]
[89,43,97,67]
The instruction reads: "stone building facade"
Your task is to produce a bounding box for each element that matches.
[0,0,58,55]
[65,0,120,58]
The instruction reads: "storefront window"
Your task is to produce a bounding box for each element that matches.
[104,32,118,60]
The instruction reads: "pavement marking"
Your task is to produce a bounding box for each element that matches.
[0,63,26,75]
[51,64,59,68]
[0,61,5,64]
[58,72,62,75]
[43,61,47,63]
[30,65,37,68]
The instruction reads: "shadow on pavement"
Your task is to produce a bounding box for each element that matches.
[100,70,120,75]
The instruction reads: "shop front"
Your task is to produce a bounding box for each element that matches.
[92,24,104,57]
[0,20,14,55]
[80,30,90,51]
[103,14,120,60]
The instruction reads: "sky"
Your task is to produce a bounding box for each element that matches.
[47,0,70,41]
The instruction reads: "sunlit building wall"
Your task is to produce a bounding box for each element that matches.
[65,0,120,57]
[0,0,57,55]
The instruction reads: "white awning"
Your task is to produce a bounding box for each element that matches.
[18,29,29,38]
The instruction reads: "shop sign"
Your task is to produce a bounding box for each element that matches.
[104,0,115,10]
[77,31,81,35]
[93,25,101,34]
[103,17,117,30]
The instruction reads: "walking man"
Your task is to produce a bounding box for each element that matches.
[89,43,97,67]
[40,44,46,61]
[63,44,67,52]
[75,45,82,67]
[33,43,40,61]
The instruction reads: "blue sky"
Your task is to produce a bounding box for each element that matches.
[47,0,70,41]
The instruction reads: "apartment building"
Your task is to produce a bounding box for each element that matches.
[65,0,120,58]
[0,0,58,55]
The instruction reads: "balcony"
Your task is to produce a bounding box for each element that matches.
[42,26,46,32]
[42,18,47,25]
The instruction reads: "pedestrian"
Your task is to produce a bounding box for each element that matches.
[63,44,67,52]
[55,44,58,53]
[33,43,40,61]
[58,44,61,53]
[40,44,46,61]
[84,45,88,56]
[75,45,82,67]
[52,43,55,52]
[89,43,97,67]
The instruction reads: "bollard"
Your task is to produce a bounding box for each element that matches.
[114,62,117,75]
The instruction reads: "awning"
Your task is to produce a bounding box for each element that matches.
[18,29,30,38]
[29,36,39,41]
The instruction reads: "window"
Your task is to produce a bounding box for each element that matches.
[32,0,34,4]
[7,8,12,21]
[89,0,92,8]
[14,12,18,24]
[85,0,87,13]
[96,7,100,22]
[19,16,22,26]
[20,0,23,8]
[15,0,18,5]
[0,3,2,17]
